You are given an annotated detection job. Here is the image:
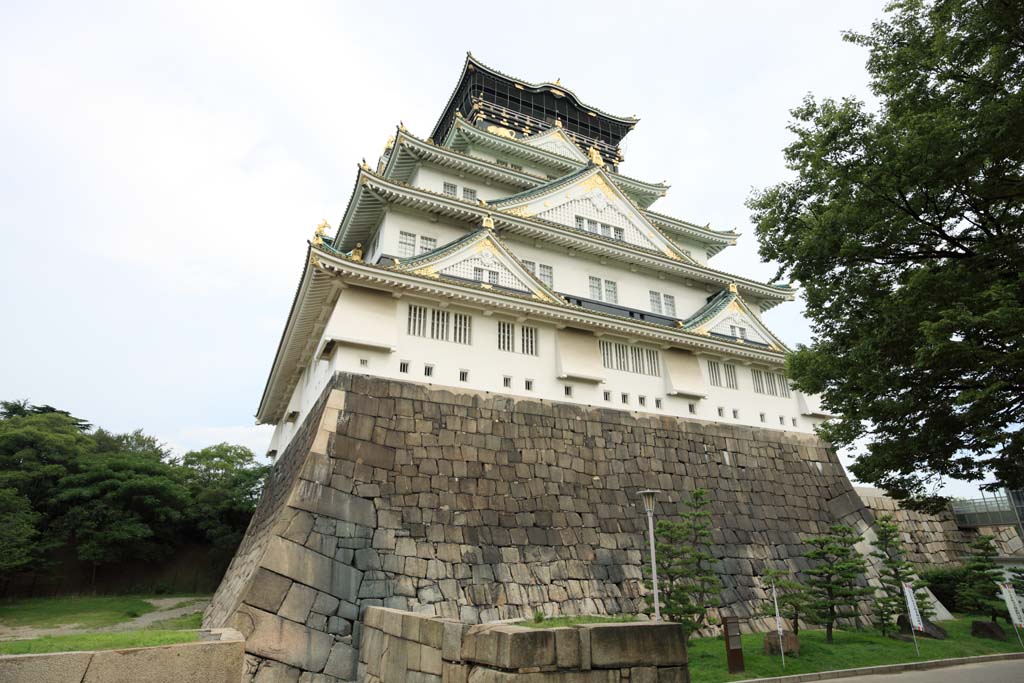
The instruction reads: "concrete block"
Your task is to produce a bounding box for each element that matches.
[230,605,333,672]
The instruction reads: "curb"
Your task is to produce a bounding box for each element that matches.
[730,651,1024,682]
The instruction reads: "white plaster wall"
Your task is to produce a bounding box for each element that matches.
[409,164,520,202]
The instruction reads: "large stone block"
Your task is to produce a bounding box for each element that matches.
[261,536,363,601]
[230,605,333,672]
[584,622,687,668]
[289,480,377,527]
[461,624,556,670]
[0,652,92,682]
[245,568,293,613]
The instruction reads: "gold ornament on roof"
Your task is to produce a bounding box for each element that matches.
[384,136,394,150]
[350,243,363,262]
[587,146,605,167]
[398,121,407,132]
[555,118,563,128]
[482,214,495,229]
[312,219,328,246]
[486,125,516,140]
[728,282,739,294]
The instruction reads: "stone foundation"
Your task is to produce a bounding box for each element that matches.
[206,373,885,681]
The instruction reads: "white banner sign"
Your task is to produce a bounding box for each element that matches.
[771,583,784,635]
[902,582,924,632]
[999,583,1024,628]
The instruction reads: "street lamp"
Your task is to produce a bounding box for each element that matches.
[638,489,662,622]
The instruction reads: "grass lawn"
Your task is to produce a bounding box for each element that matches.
[687,617,1024,682]
[517,615,638,629]
[0,630,198,655]
[0,596,159,630]
[145,612,203,630]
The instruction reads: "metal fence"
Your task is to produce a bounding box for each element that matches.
[950,490,1023,528]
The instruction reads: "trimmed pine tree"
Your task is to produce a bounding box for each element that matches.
[957,535,1006,622]
[870,514,931,635]
[759,567,812,636]
[804,524,872,643]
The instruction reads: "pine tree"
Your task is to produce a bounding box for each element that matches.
[644,488,721,655]
[957,535,1005,622]
[804,524,872,643]
[760,567,812,636]
[870,514,930,635]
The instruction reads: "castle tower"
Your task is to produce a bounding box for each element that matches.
[207,56,867,683]
[260,53,830,461]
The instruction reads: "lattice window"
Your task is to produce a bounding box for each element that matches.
[575,216,585,230]
[614,226,625,241]
[645,348,660,376]
[708,360,723,387]
[537,264,554,288]
[443,182,457,197]
[419,236,437,254]
[649,291,663,314]
[777,373,790,397]
[751,368,766,394]
[542,201,658,251]
[766,373,778,396]
[521,326,538,356]
[589,276,602,299]
[430,309,450,341]
[453,313,472,345]
[600,340,614,368]
[398,231,417,258]
[463,187,477,202]
[599,340,659,376]
[498,321,515,352]
[604,280,618,304]
[663,294,676,317]
[521,260,536,273]
[407,305,427,337]
[724,363,738,390]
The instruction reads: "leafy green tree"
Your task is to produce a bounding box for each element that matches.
[53,431,189,585]
[804,524,872,643]
[178,443,268,555]
[747,0,1024,511]
[870,514,930,635]
[760,566,812,636]
[644,489,721,654]
[0,487,40,584]
[957,534,1005,622]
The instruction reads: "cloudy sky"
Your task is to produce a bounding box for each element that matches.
[0,1,985,497]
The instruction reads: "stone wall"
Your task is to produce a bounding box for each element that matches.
[359,606,688,682]
[856,490,969,568]
[0,628,243,683]
[206,372,883,682]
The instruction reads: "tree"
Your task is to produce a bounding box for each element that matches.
[747,0,1024,511]
[644,489,721,654]
[759,567,812,636]
[178,443,268,556]
[804,524,871,643]
[0,487,40,585]
[870,514,930,635]
[956,534,1005,622]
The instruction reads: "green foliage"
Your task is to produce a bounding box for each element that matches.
[532,609,545,624]
[747,0,1024,511]
[0,630,197,655]
[956,535,1005,621]
[759,567,812,636]
[919,565,969,613]
[0,487,40,581]
[803,524,871,643]
[644,489,721,648]
[178,443,268,555]
[870,514,929,634]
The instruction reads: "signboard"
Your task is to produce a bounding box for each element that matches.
[1000,583,1024,629]
[902,582,924,632]
[771,583,784,636]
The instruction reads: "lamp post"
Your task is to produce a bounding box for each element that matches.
[638,489,662,622]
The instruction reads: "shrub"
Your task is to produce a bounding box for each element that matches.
[919,566,967,613]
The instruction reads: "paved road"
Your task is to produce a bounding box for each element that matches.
[825,659,1024,682]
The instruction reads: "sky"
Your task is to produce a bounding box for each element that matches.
[0,1,986,498]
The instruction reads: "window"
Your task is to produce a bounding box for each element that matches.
[613,226,625,241]
[732,409,739,419]
[779,416,785,425]
[724,363,739,390]
[453,313,472,345]
[707,360,723,387]
[599,340,660,376]
[564,385,573,397]
[503,376,512,388]
[655,398,663,409]
[462,187,477,202]
[765,373,778,396]
[752,368,791,397]
[791,418,798,427]
[473,267,499,285]
[639,396,647,407]
[359,358,369,368]
[525,379,534,391]
[649,291,663,314]
[717,407,725,417]
[418,236,437,254]
[663,295,676,317]
[587,218,599,234]
[430,309,450,341]
[760,412,766,423]
[729,325,748,340]
[688,403,696,414]
[537,264,554,288]
[521,326,538,356]
[601,223,612,238]
[521,259,535,273]
[424,364,434,378]
[443,182,457,197]
[777,373,791,398]
[407,305,427,337]
[398,231,417,258]
[589,276,603,299]
[459,370,469,382]
[399,361,409,374]
[498,321,515,352]
[604,280,618,304]
[621,393,629,404]
[603,390,611,401]
[575,216,585,230]
[751,368,766,394]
